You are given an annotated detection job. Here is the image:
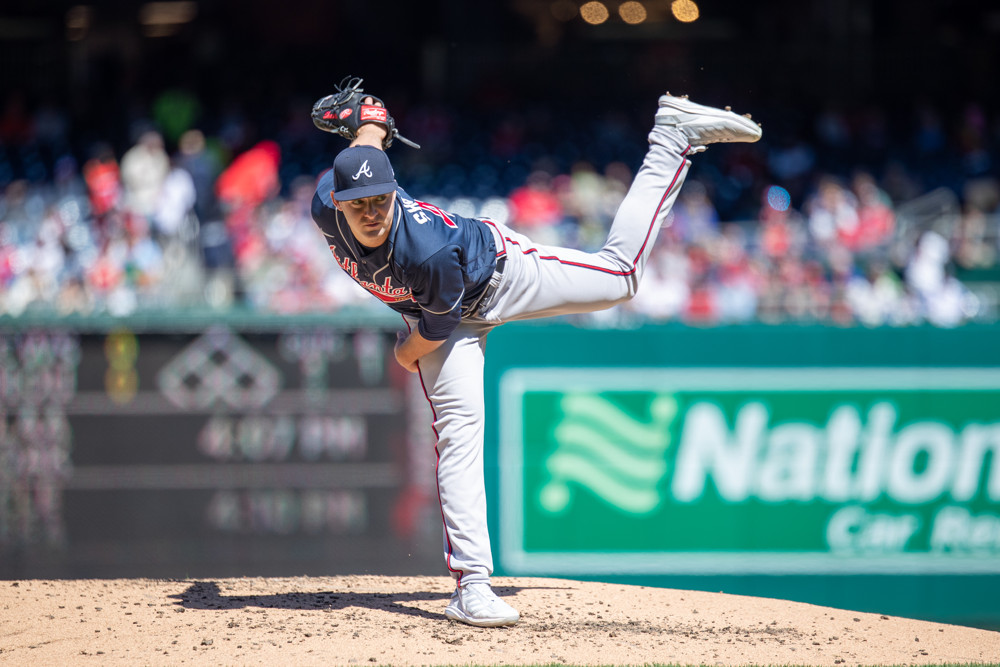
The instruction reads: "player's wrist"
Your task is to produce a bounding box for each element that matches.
[357,123,388,141]
[350,123,389,149]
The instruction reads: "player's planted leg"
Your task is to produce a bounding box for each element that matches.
[444,582,520,627]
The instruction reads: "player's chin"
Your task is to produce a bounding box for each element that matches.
[360,228,388,245]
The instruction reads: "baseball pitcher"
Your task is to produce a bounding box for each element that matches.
[310,77,761,626]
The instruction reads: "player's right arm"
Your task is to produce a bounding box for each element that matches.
[394,329,444,373]
[350,123,388,149]
[392,244,465,372]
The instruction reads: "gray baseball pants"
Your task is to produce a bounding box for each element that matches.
[405,125,693,586]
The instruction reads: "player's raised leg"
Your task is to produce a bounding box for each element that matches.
[482,95,761,323]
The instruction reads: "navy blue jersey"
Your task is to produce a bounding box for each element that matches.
[311,169,500,340]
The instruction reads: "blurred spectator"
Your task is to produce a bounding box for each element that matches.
[507,170,563,241]
[153,161,197,239]
[925,269,977,328]
[582,161,632,249]
[86,238,127,311]
[0,180,36,235]
[177,129,222,222]
[757,186,807,260]
[120,130,170,220]
[849,171,895,250]
[558,162,604,225]
[777,256,831,322]
[626,239,690,321]
[82,143,122,222]
[212,140,281,303]
[806,177,859,248]
[845,260,911,327]
[905,231,979,327]
[905,231,950,302]
[216,140,281,210]
[714,224,759,323]
[252,176,330,313]
[670,180,719,245]
[685,273,717,323]
[123,214,165,293]
[954,178,999,269]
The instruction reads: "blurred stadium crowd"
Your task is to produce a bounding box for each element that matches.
[0,88,997,326]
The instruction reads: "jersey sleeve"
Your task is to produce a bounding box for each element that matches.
[411,245,465,341]
[310,171,338,232]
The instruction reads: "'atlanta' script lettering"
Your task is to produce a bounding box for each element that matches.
[330,246,414,304]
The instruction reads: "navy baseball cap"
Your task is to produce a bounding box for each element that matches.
[332,146,397,201]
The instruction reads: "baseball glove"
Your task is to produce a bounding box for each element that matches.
[311,76,420,149]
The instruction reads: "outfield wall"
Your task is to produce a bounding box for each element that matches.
[0,311,441,579]
[484,323,1000,630]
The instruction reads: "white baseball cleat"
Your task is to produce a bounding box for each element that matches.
[444,583,519,627]
[655,94,762,147]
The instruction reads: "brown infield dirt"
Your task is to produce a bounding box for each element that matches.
[1,576,998,666]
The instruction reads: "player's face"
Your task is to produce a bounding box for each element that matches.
[335,191,396,247]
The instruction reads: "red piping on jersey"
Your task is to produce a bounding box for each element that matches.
[404,316,464,585]
[485,146,690,275]
[483,219,508,258]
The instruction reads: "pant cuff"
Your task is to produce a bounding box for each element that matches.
[648,124,691,153]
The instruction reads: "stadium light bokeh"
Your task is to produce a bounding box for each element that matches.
[619,1,648,25]
[671,0,700,22]
[580,1,610,25]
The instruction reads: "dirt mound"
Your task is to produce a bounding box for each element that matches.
[1,575,998,665]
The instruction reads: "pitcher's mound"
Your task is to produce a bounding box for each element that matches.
[1,575,998,665]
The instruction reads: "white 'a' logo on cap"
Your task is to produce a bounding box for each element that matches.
[352,160,373,180]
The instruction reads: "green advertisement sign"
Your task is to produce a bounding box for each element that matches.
[498,367,1000,576]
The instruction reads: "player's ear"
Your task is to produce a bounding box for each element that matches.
[330,192,343,211]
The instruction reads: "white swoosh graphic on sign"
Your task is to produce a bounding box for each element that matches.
[544,453,661,514]
[551,424,667,481]
[540,394,676,515]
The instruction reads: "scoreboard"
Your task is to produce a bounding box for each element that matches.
[0,325,440,579]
